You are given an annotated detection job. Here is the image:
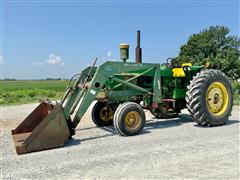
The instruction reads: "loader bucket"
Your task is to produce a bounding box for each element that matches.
[11,102,70,154]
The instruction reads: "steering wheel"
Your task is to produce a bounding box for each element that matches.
[161,58,172,67]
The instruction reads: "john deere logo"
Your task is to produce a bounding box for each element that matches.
[105,65,112,72]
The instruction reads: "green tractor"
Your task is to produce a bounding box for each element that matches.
[12,31,233,154]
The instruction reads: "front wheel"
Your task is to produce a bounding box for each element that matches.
[114,102,145,136]
[186,69,233,126]
[91,101,114,126]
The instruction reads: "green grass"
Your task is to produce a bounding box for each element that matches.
[0,80,68,105]
[232,81,240,105]
[1,80,239,106]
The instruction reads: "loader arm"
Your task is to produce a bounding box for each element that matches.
[69,61,161,129]
[11,61,161,154]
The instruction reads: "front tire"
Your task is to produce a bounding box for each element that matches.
[92,101,114,126]
[114,102,145,136]
[186,69,233,126]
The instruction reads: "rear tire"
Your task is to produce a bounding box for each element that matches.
[186,69,233,126]
[114,102,145,136]
[92,101,114,126]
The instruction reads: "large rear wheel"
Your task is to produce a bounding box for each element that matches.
[186,69,233,126]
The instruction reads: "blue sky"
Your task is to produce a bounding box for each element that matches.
[0,0,239,79]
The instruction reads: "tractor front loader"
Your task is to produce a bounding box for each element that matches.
[12,31,233,154]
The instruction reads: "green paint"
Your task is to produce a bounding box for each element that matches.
[60,61,204,130]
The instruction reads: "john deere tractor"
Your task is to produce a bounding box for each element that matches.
[12,31,233,154]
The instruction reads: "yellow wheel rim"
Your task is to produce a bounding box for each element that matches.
[99,106,113,122]
[206,82,229,116]
[124,111,141,131]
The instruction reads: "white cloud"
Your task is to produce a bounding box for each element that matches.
[100,51,116,62]
[0,56,5,65]
[31,53,64,66]
[46,54,62,65]
[107,51,112,57]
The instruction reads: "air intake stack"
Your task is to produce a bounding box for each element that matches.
[120,43,129,62]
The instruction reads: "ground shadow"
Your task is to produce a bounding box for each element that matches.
[64,138,81,147]
[225,119,240,125]
[65,125,118,147]
[144,113,192,131]
[75,126,97,131]
[64,133,117,147]
[64,114,239,147]
[193,119,240,128]
[69,113,193,142]
[75,125,117,133]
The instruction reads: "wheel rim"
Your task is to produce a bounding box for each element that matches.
[99,106,113,122]
[124,111,141,131]
[206,82,229,116]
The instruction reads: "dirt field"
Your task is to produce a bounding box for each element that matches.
[1,103,239,179]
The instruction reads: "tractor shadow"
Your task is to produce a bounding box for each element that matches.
[64,114,239,147]
[143,113,192,132]
[67,113,193,146]
[65,125,118,147]
[193,119,240,128]
[224,119,240,126]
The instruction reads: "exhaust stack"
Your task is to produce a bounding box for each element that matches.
[135,30,142,63]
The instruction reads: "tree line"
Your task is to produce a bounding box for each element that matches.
[175,25,240,81]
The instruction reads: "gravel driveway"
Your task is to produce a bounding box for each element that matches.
[1,103,239,179]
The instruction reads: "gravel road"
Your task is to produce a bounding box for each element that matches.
[1,103,239,179]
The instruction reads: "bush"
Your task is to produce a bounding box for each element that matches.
[232,81,240,105]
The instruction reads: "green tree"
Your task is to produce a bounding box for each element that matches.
[176,26,240,80]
